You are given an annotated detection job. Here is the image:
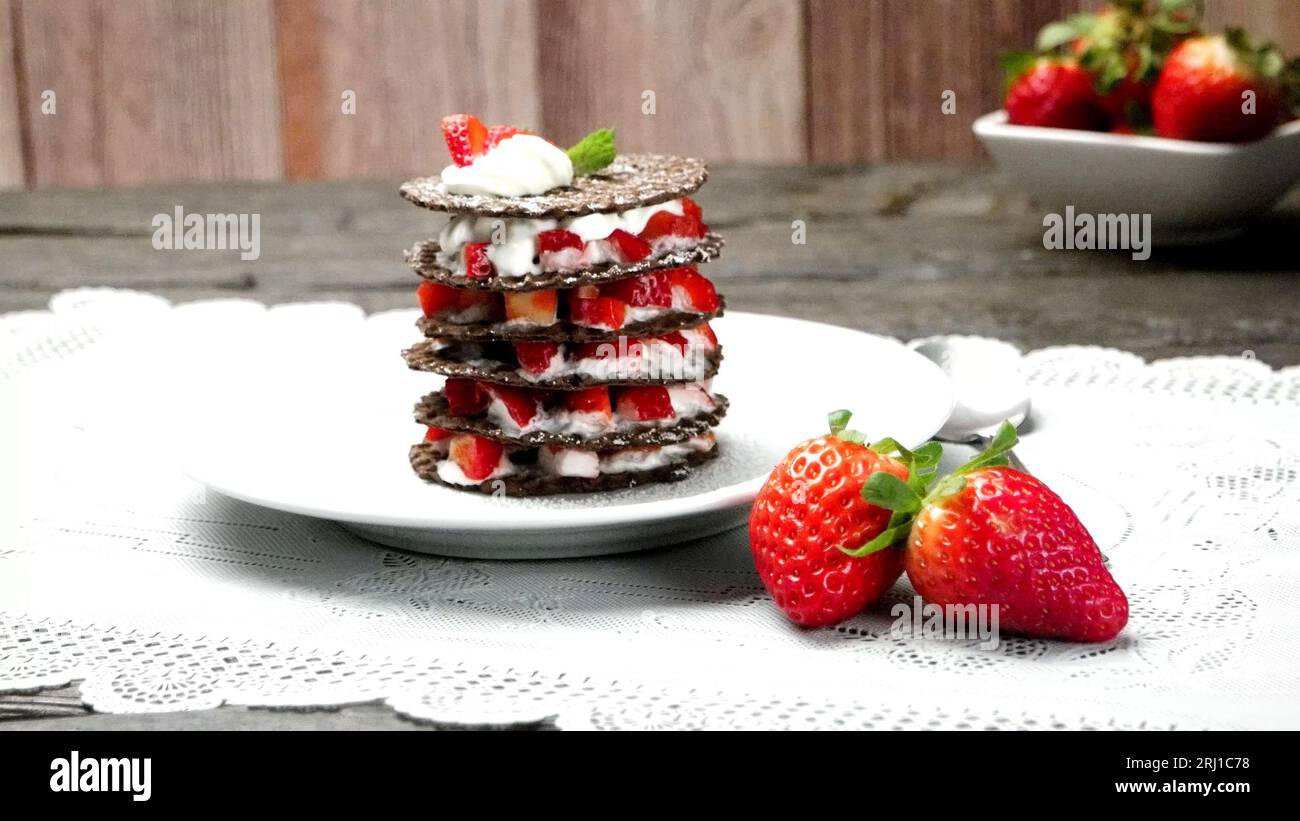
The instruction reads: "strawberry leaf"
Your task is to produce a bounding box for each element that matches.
[1037,21,1082,53]
[840,523,909,558]
[910,441,943,469]
[999,50,1039,94]
[835,429,867,445]
[827,409,852,435]
[861,472,922,513]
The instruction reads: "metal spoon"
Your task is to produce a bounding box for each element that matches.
[910,335,1108,565]
[911,335,1032,465]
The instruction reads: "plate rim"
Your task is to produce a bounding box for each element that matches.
[180,311,954,532]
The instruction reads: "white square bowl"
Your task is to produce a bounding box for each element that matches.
[973,110,1300,243]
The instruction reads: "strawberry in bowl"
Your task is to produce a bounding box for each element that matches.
[978,1,1300,241]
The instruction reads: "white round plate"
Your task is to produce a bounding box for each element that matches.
[181,310,953,559]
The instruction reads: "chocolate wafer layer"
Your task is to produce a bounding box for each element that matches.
[414,392,728,449]
[407,233,724,292]
[400,154,708,218]
[402,339,723,388]
[416,301,724,342]
[409,441,719,496]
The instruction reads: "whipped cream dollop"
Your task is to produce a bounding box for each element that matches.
[439,134,574,197]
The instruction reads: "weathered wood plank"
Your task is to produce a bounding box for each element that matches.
[275,0,540,181]
[1204,0,1300,54]
[13,0,103,187]
[0,0,25,188]
[538,0,805,162]
[807,0,1084,162]
[16,0,282,187]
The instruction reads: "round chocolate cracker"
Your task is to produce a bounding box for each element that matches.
[414,391,728,449]
[409,441,720,497]
[402,339,723,389]
[405,233,724,292]
[416,299,725,343]
[400,153,709,218]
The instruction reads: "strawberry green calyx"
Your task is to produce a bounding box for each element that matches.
[1031,0,1204,92]
[567,128,616,176]
[828,408,867,444]
[998,51,1040,94]
[841,420,1021,558]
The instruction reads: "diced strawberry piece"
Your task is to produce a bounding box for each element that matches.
[668,266,719,312]
[464,242,494,279]
[568,293,628,330]
[483,384,540,427]
[570,342,604,360]
[449,434,504,482]
[485,125,528,149]
[696,323,718,347]
[616,386,675,421]
[444,378,488,416]
[425,426,452,442]
[637,211,681,243]
[638,210,705,243]
[605,229,652,263]
[441,114,489,167]
[562,387,612,418]
[603,271,673,307]
[457,288,503,320]
[659,331,690,354]
[681,197,704,224]
[416,280,461,317]
[503,290,558,325]
[536,229,584,254]
[513,341,562,375]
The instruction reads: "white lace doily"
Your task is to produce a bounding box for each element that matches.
[2,289,1298,729]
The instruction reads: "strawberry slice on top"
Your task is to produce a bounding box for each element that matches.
[441,114,489,167]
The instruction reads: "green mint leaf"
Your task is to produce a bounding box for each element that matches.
[567,128,616,176]
[861,472,922,513]
[828,409,852,434]
[835,429,866,445]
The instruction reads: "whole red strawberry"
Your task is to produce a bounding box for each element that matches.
[1004,57,1108,130]
[1027,0,1204,130]
[749,411,938,628]
[857,423,1128,643]
[1152,32,1288,142]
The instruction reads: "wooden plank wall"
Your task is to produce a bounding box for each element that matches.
[3,0,1299,188]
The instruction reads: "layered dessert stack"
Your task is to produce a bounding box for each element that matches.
[399,115,728,495]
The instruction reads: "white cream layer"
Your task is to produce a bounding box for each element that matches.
[480,382,717,437]
[434,199,687,278]
[523,330,715,384]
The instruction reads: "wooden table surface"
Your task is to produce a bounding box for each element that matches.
[2,164,1298,729]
